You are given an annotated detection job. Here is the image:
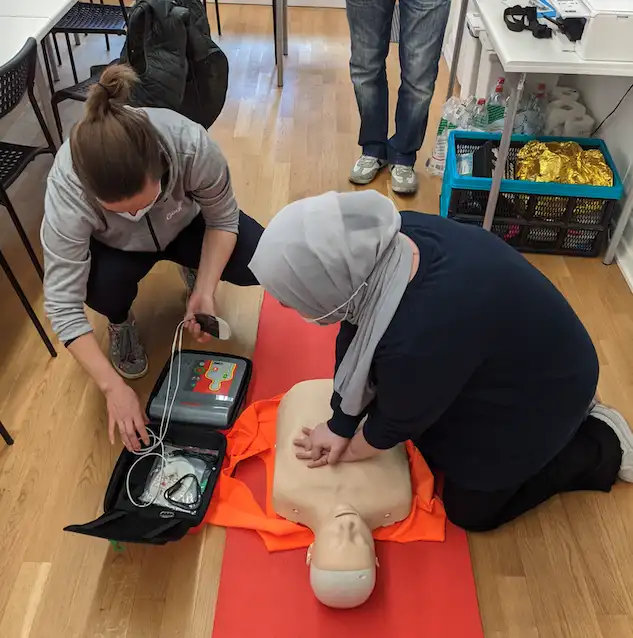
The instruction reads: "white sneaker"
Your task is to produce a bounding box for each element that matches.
[349,155,387,185]
[591,403,633,483]
[390,164,419,194]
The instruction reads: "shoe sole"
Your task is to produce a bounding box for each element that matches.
[111,357,150,380]
[391,183,418,195]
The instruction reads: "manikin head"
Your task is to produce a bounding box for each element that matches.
[307,504,377,609]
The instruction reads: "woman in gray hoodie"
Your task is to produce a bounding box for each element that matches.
[41,65,263,452]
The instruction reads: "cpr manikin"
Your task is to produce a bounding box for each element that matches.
[273,379,412,608]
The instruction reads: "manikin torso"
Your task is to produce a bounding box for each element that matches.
[272,379,412,608]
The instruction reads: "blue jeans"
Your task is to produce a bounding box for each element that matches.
[346,0,450,167]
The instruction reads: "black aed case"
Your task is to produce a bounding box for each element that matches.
[64,350,251,545]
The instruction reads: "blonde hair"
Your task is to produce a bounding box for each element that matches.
[70,64,163,203]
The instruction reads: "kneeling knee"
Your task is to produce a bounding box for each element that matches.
[444,501,501,533]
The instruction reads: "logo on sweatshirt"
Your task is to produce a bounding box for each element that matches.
[166,203,183,221]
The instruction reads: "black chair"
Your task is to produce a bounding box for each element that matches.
[0,420,13,446]
[41,61,113,139]
[0,38,57,357]
[0,248,56,358]
[0,39,58,358]
[0,38,57,282]
[51,1,128,85]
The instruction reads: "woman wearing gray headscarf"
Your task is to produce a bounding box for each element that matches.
[249,190,632,531]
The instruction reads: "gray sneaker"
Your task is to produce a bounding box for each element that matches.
[108,314,149,380]
[349,155,387,185]
[180,266,197,298]
[390,164,419,194]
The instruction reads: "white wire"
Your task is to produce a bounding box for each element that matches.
[125,320,186,508]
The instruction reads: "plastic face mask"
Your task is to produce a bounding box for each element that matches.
[117,186,162,222]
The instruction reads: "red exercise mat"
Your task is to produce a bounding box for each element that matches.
[212,294,483,638]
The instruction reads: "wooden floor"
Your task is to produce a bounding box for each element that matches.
[1,6,633,637]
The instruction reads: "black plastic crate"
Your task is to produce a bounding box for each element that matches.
[454,215,607,258]
[455,216,524,249]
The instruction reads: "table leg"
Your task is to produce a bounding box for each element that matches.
[603,189,633,265]
[483,73,525,231]
[74,34,81,46]
[282,0,288,56]
[275,0,284,87]
[446,0,469,101]
[44,36,60,83]
[34,52,62,148]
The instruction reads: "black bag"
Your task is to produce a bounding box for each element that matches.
[64,351,251,545]
[120,0,229,129]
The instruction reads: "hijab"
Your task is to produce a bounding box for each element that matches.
[249,190,413,416]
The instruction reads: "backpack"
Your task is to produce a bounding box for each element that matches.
[120,0,229,129]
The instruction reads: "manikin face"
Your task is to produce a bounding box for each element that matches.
[311,504,375,570]
[308,504,377,609]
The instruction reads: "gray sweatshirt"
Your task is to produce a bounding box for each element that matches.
[41,107,239,343]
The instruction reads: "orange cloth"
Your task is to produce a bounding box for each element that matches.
[205,395,446,551]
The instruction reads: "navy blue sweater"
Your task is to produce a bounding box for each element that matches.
[328,212,598,491]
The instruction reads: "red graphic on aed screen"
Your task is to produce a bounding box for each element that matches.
[192,360,236,394]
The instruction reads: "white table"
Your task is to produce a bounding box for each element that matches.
[447,0,633,264]
[0,1,77,147]
[0,0,78,82]
[0,0,75,26]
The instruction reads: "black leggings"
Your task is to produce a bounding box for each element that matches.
[441,416,622,532]
[86,212,262,324]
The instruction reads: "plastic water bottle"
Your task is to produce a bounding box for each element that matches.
[486,78,507,132]
[472,98,488,131]
[526,83,547,136]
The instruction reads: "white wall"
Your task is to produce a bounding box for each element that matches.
[566,76,633,288]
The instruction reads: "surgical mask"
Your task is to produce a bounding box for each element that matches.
[116,187,162,222]
[307,282,368,325]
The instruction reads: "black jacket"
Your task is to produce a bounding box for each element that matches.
[120,0,228,129]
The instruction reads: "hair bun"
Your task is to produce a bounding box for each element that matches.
[96,81,111,98]
[85,64,138,120]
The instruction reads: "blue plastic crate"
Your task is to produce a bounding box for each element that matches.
[440,131,623,218]
[439,131,624,256]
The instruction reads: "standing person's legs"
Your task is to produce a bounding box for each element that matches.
[86,239,159,378]
[389,0,450,192]
[442,415,623,532]
[346,0,395,185]
[164,211,263,286]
